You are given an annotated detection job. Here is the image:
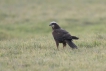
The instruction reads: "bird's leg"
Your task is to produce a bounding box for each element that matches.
[63,42,66,49]
[56,41,59,50]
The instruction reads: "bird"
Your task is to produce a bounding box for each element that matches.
[49,21,79,49]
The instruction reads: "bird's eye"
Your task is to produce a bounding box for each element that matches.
[51,25,54,28]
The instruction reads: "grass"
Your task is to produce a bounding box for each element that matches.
[0,0,106,71]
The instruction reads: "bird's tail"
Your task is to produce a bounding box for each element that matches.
[65,40,77,49]
[72,36,79,40]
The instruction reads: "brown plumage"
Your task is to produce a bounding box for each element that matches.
[49,21,79,49]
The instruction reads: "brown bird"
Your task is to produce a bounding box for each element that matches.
[49,21,79,49]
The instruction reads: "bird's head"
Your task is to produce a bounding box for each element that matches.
[49,21,60,29]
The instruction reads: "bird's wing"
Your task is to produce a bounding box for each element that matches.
[59,29,72,40]
[53,29,72,40]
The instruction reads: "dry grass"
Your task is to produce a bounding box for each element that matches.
[0,0,106,71]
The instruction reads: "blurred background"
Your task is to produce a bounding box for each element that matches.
[0,0,106,40]
[0,0,106,71]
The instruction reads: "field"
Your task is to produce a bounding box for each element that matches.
[0,0,106,71]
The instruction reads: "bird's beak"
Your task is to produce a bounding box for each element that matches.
[49,24,54,28]
[49,24,52,26]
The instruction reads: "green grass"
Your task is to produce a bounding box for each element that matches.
[0,0,106,71]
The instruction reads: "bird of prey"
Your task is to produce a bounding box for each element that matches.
[49,21,79,49]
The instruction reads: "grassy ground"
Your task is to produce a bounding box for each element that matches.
[0,0,106,71]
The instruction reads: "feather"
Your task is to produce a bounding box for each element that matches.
[72,36,79,40]
[65,40,78,49]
